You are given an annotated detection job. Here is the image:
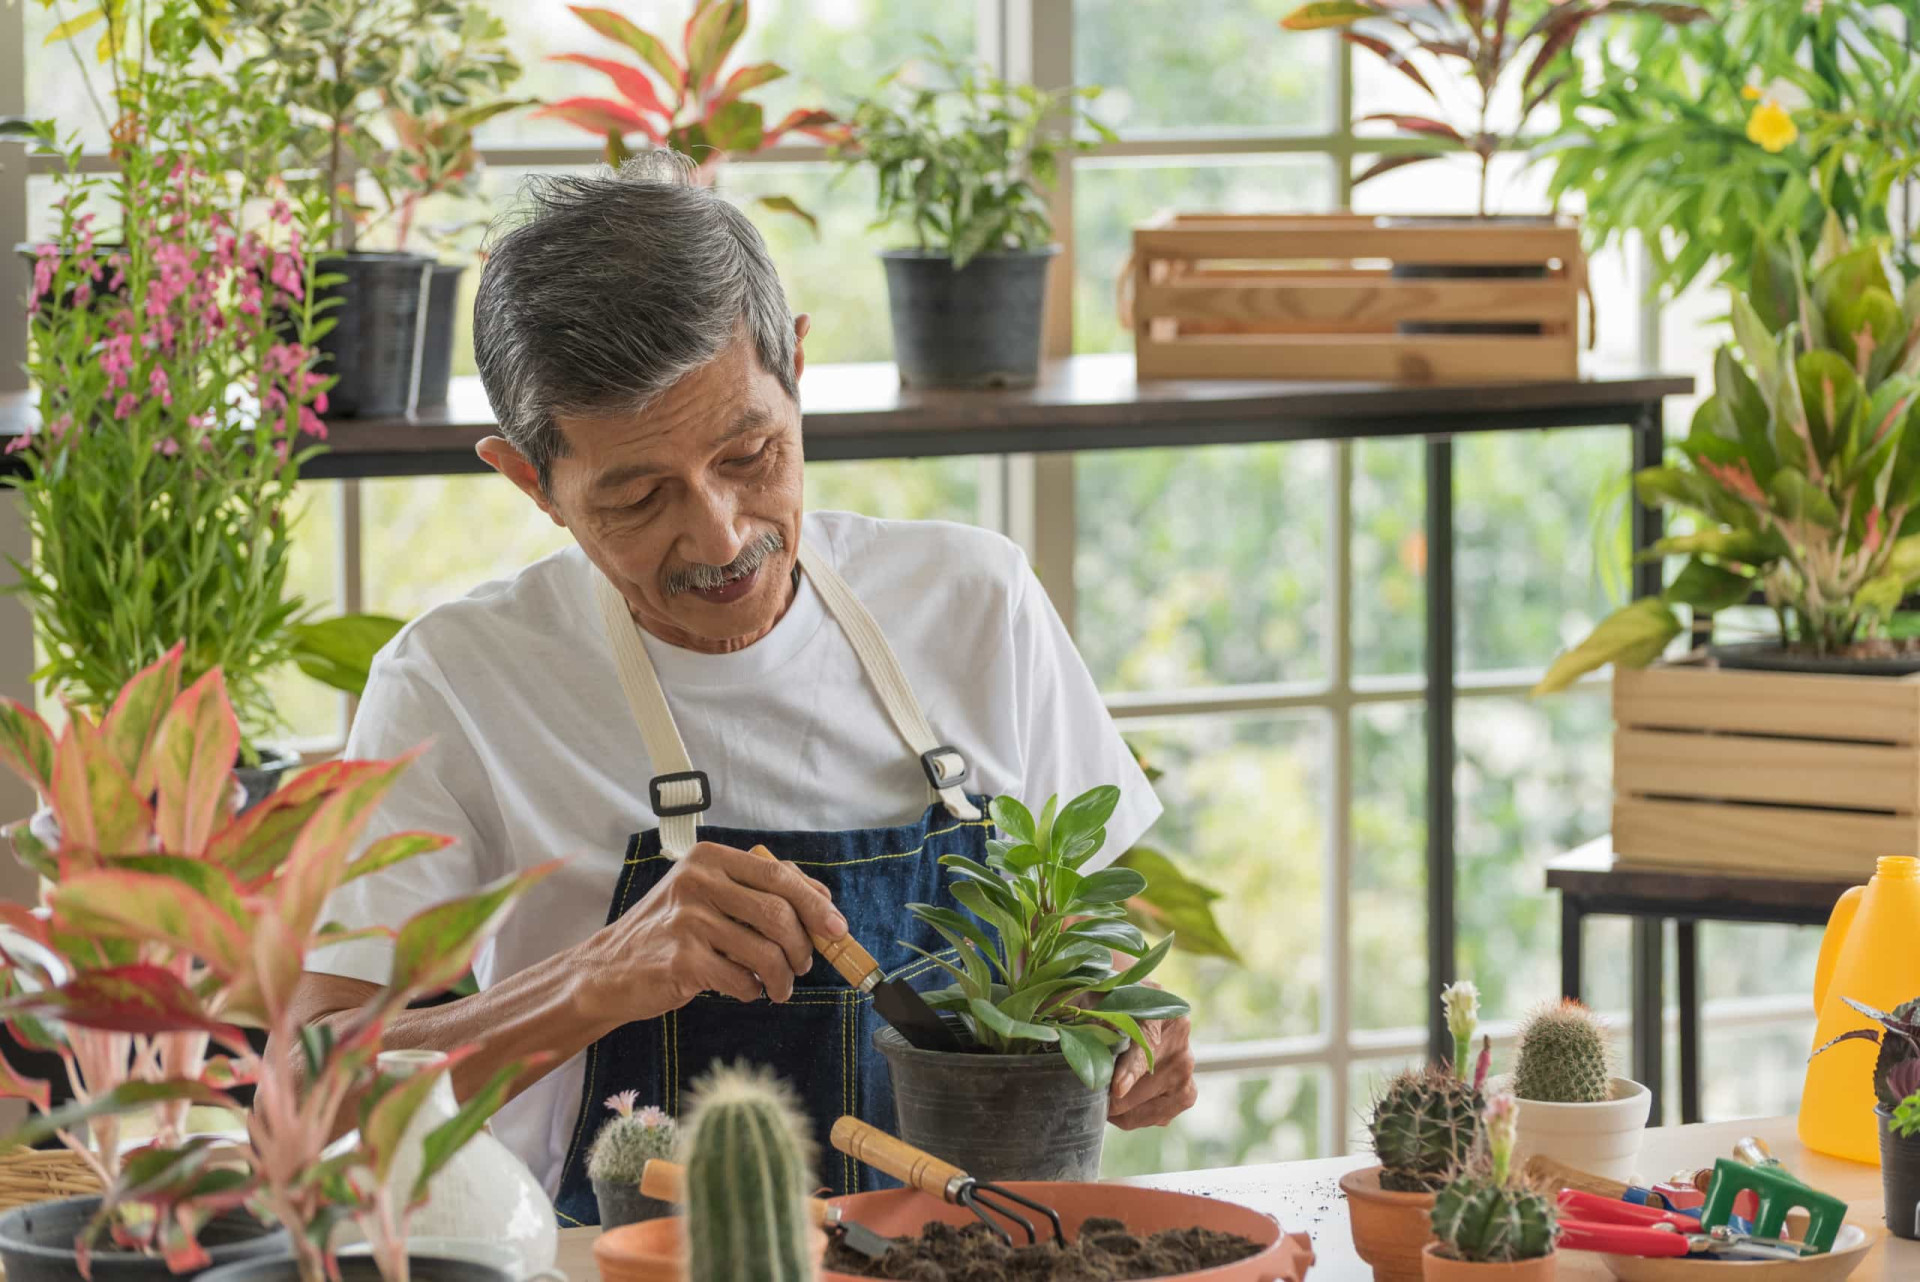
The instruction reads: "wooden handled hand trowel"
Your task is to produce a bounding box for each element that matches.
[639,1159,896,1261]
[747,845,964,1053]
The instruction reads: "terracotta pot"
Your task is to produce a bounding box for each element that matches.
[595,1182,1315,1282]
[1342,1165,1436,1282]
[1421,1243,1557,1282]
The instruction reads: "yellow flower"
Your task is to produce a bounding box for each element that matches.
[1741,84,1761,101]
[1747,100,1798,153]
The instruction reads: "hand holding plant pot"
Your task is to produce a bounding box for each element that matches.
[832,40,1113,389]
[1536,218,1920,693]
[881,785,1189,1181]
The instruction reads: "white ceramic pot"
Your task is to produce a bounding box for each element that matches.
[1487,1074,1652,1184]
[367,1050,558,1277]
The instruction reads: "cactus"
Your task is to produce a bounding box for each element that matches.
[1368,1064,1484,1192]
[1512,999,1614,1104]
[1431,1092,1558,1264]
[587,1091,677,1187]
[681,1064,817,1282]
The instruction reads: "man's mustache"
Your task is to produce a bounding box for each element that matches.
[663,530,786,596]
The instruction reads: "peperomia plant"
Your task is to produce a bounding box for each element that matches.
[903,786,1190,1092]
[1535,218,1920,692]
[0,647,554,1282]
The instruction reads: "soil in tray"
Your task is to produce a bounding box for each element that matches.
[821,1216,1263,1281]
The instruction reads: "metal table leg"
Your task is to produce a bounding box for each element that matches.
[1678,919,1701,1124]
[1633,918,1665,1126]
[1561,895,1584,1002]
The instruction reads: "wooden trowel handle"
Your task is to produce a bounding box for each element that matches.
[746,845,880,989]
[1523,1154,1628,1200]
[640,1160,833,1227]
[830,1116,967,1200]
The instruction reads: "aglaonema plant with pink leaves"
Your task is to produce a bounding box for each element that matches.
[0,647,554,1282]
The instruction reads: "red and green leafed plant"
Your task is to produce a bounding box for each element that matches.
[0,648,553,1282]
[1278,0,1705,216]
[539,0,839,227]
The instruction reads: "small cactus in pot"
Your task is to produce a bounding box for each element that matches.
[1427,1094,1560,1276]
[682,1063,821,1282]
[588,1091,678,1228]
[1512,1000,1614,1104]
[1371,1063,1488,1193]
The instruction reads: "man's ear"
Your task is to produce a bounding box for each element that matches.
[793,313,811,382]
[477,436,566,528]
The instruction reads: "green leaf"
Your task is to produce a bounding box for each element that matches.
[1065,918,1149,956]
[703,98,764,153]
[344,831,455,884]
[362,1060,455,1184]
[1662,558,1754,612]
[1532,598,1684,696]
[1280,0,1376,29]
[288,614,405,698]
[1050,786,1120,857]
[1097,936,1175,992]
[1769,466,1840,529]
[1078,1007,1153,1064]
[750,195,817,234]
[4,1079,229,1150]
[1858,572,1907,619]
[385,864,556,1002]
[989,795,1036,845]
[1074,867,1148,906]
[1093,983,1190,1022]
[570,6,684,89]
[1732,293,1783,403]
[966,996,1058,1045]
[1055,1024,1116,1093]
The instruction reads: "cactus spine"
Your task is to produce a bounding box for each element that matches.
[587,1091,677,1186]
[1512,999,1614,1104]
[1368,1064,1484,1192]
[1431,1092,1558,1264]
[682,1064,817,1282]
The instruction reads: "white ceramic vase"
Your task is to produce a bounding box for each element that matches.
[1487,1073,1653,1183]
[373,1050,558,1278]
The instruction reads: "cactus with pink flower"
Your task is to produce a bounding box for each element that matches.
[1538,213,1920,693]
[588,1090,680,1228]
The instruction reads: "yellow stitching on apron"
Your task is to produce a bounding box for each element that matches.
[623,817,992,867]
[556,1208,585,1228]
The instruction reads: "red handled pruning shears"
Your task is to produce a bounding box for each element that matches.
[1557,1191,1810,1261]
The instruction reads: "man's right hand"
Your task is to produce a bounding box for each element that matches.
[576,840,848,1020]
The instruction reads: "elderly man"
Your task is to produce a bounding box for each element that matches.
[292,158,1195,1222]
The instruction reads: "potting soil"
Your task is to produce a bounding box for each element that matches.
[821,1216,1263,1281]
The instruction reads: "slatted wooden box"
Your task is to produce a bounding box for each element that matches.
[1611,659,1920,876]
[1128,212,1584,383]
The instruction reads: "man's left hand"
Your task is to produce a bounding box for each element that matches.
[1107,1015,1196,1129]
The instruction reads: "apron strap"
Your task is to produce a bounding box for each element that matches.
[798,538,981,822]
[594,539,982,859]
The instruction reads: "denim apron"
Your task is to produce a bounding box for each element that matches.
[550,541,990,1226]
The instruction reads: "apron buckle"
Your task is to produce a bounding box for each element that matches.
[919,746,970,792]
[649,770,712,818]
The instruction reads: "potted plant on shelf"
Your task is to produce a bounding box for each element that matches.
[1487,1001,1650,1185]
[1424,1094,1560,1281]
[225,0,520,418]
[587,1093,677,1230]
[881,785,1188,1182]
[0,647,555,1282]
[1537,220,1920,874]
[540,0,836,228]
[831,40,1111,390]
[1344,983,1488,1282]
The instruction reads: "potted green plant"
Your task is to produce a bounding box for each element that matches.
[11,25,404,823]
[1344,984,1488,1282]
[539,0,836,228]
[1880,1060,1920,1240]
[880,785,1187,1182]
[1535,218,1920,693]
[224,0,518,418]
[587,1092,677,1229]
[1423,1094,1560,1281]
[831,40,1111,389]
[1486,1001,1649,1185]
[0,646,554,1282]
[1543,0,1920,306]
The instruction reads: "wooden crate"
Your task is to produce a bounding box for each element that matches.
[1127,212,1583,383]
[1611,659,1920,877]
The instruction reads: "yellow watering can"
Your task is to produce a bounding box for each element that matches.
[1799,856,1920,1164]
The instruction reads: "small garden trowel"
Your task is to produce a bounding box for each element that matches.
[747,845,964,1053]
[639,1159,896,1260]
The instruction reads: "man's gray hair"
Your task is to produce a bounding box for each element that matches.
[473,153,797,488]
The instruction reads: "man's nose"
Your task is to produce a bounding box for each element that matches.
[678,482,746,567]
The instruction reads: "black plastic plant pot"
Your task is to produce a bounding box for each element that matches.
[198,1256,511,1282]
[0,1197,287,1282]
[1880,1106,1920,1240]
[1383,215,1558,337]
[592,1178,675,1230]
[874,1024,1106,1183]
[1709,640,1920,677]
[234,744,299,815]
[415,262,467,410]
[315,252,433,419]
[880,247,1058,390]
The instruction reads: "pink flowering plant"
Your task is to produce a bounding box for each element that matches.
[8,24,339,746]
[1538,217,1920,692]
[0,647,556,1280]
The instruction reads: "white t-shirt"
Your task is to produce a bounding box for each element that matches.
[306,510,1160,1194]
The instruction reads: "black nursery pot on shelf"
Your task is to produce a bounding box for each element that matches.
[1880,1105,1920,1240]
[1384,215,1560,337]
[1708,639,1920,678]
[414,262,467,410]
[0,1198,287,1282]
[315,252,434,418]
[880,247,1058,390]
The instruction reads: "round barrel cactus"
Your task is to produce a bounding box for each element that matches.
[1368,1064,1484,1192]
[1512,1000,1613,1104]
